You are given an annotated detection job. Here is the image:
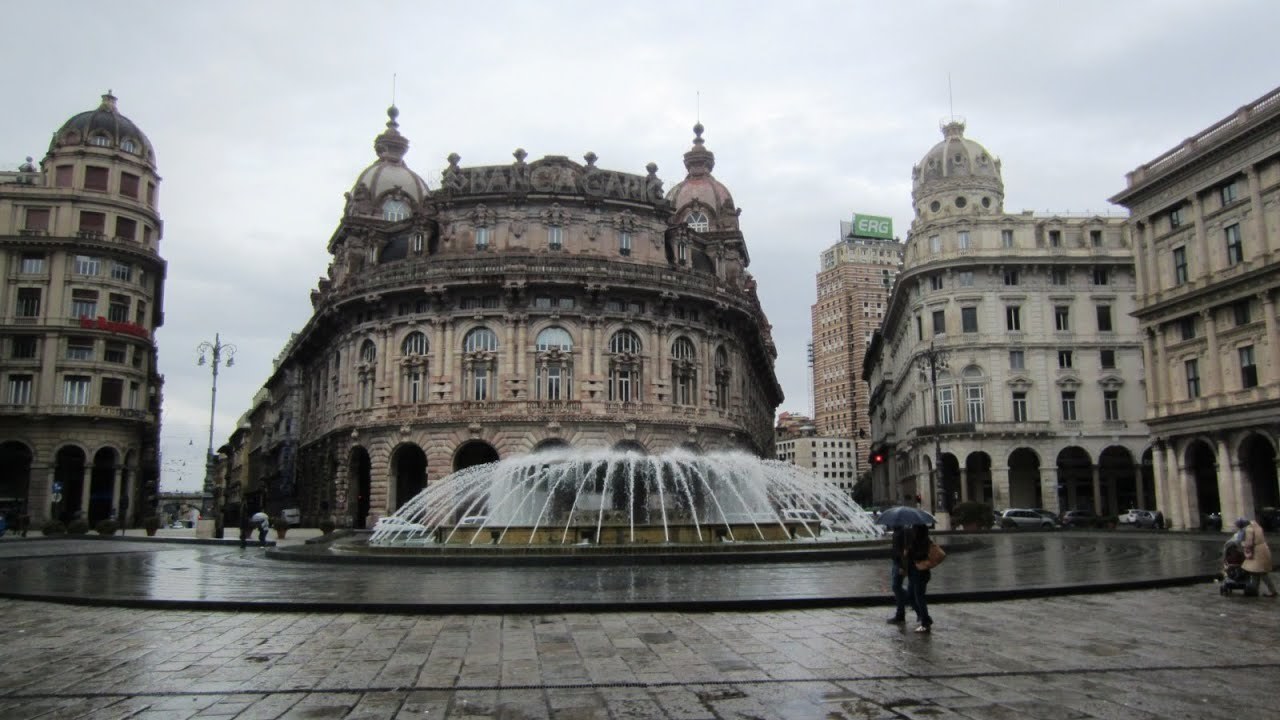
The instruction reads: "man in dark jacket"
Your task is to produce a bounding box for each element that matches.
[887,527,910,623]
[904,524,934,632]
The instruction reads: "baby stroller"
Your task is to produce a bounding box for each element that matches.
[1220,539,1258,596]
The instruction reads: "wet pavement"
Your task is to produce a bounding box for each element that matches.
[1,532,1271,719]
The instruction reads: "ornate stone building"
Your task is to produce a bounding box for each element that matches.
[0,93,165,526]
[1110,86,1280,529]
[864,121,1148,520]
[249,110,782,526]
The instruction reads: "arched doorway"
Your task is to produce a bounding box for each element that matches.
[964,452,993,505]
[1057,446,1094,512]
[532,438,569,454]
[453,440,499,472]
[611,440,647,455]
[348,446,372,529]
[1099,446,1136,515]
[1185,439,1219,529]
[1007,448,1042,509]
[89,447,118,525]
[938,452,960,512]
[390,444,427,511]
[54,446,87,523]
[1239,434,1278,512]
[0,441,33,522]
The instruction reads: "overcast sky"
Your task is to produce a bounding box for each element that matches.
[4,1,1277,492]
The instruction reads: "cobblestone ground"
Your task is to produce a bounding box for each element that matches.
[0,584,1275,719]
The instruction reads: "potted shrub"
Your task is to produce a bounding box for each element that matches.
[273,516,290,539]
[41,520,66,536]
[951,502,994,531]
[318,518,336,535]
[66,519,90,535]
[94,519,119,536]
[142,515,162,536]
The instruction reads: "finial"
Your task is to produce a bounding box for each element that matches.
[100,90,118,111]
[645,162,658,176]
[692,122,705,146]
[386,105,399,128]
[513,148,528,163]
[447,153,461,168]
[583,151,597,167]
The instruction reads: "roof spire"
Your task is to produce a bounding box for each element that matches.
[682,122,714,176]
[374,105,409,163]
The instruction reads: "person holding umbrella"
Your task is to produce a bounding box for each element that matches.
[876,506,937,631]
[250,511,270,545]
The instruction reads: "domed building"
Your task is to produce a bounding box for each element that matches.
[243,110,782,527]
[864,120,1149,523]
[0,92,166,527]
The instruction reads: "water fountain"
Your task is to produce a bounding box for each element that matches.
[369,448,883,548]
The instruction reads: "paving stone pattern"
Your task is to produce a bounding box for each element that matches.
[0,584,1276,719]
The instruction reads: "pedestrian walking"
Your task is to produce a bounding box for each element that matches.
[887,526,909,623]
[904,523,934,632]
[251,511,270,545]
[1239,514,1277,597]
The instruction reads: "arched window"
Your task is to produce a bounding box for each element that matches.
[382,198,410,222]
[671,337,698,406]
[462,327,498,401]
[686,211,709,232]
[963,366,985,423]
[90,135,111,147]
[402,332,428,356]
[714,346,730,410]
[475,226,490,250]
[607,330,642,403]
[359,339,377,364]
[534,327,574,401]
[121,139,137,153]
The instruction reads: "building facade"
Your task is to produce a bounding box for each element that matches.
[865,121,1149,519]
[1110,86,1280,530]
[810,216,903,465]
[244,111,783,527]
[0,93,166,527]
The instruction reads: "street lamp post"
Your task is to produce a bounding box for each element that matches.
[917,342,949,514]
[197,334,236,523]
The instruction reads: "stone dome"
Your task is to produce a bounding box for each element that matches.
[911,120,1004,215]
[666,123,738,231]
[348,106,430,217]
[49,92,155,164]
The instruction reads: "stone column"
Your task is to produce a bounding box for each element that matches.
[1134,463,1146,511]
[1261,292,1279,384]
[443,321,454,380]
[1201,309,1221,396]
[1230,461,1253,524]
[1215,436,1236,522]
[1191,192,1211,280]
[1134,221,1152,297]
[79,465,92,518]
[1153,327,1170,415]
[1040,467,1059,515]
[1162,443,1184,530]
[959,468,969,503]
[111,464,122,520]
[991,466,1010,508]
[1245,164,1271,256]
[1091,464,1103,515]
[1142,328,1161,410]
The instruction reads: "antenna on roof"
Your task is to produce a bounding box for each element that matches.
[948,73,955,121]
[697,90,702,124]
[392,73,397,105]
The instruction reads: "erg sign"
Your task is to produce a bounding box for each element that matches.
[850,213,893,240]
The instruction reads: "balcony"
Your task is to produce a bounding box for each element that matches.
[0,402,152,423]
[911,421,1051,438]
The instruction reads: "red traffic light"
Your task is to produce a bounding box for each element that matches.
[870,452,885,465]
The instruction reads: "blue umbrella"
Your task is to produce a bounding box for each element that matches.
[875,506,936,528]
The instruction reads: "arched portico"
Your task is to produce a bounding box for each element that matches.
[1099,445,1137,515]
[89,447,118,525]
[1007,448,1042,509]
[964,452,993,505]
[0,441,33,522]
[532,438,569,454]
[454,440,500,472]
[611,440,647,455]
[1185,439,1219,530]
[54,446,87,523]
[348,446,372,529]
[1057,446,1094,512]
[1240,433,1278,514]
[939,453,960,512]
[389,443,427,511]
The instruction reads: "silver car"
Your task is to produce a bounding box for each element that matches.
[1124,509,1161,528]
[1000,509,1056,529]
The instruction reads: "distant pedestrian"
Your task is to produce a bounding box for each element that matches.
[904,523,933,632]
[1154,510,1165,530]
[1240,514,1276,597]
[251,511,270,545]
[887,526,909,624]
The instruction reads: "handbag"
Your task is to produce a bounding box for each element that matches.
[915,541,946,571]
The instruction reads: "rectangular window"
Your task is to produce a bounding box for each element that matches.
[930,274,943,290]
[1061,391,1077,421]
[473,366,490,400]
[134,300,147,326]
[1185,359,1200,398]
[20,254,45,274]
[619,231,632,256]
[1011,391,1028,422]
[79,212,106,235]
[1003,269,1018,286]
[1058,350,1073,369]
[1233,300,1251,326]
[544,366,563,400]
[957,230,970,249]
[120,173,140,199]
[1096,305,1113,332]
[63,375,92,406]
[966,385,984,422]
[1225,224,1243,265]
[16,288,41,317]
[111,262,132,281]
[1240,345,1257,389]
[548,226,563,250]
[1220,180,1238,206]
[1179,315,1197,341]
[1048,230,1061,247]
[114,216,137,241]
[533,296,553,309]
[1006,305,1021,331]
[1100,349,1116,369]
[11,336,38,359]
[84,166,109,191]
[104,341,127,363]
[916,315,923,341]
[1103,390,1120,421]
[961,307,978,333]
[24,208,50,232]
[938,386,955,424]
[932,309,946,336]
[71,289,98,319]
[66,337,94,361]
[146,182,156,206]
[74,255,101,276]
[1055,306,1070,331]
[958,271,974,287]
[1009,350,1025,370]
[475,226,490,249]
[6,374,33,405]
[129,382,140,410]
[1090,230,1102,247]
[1051,268,1069,285]
[55,165,73,187]
[1092,267,1109,285]
[142,226,152,245]
[100,378,124,407]
[929,235,941,253]
[1001,229,1014,248]
[1173,246,1188,285]
[1169,206,1183,228]
[108,294,130,323]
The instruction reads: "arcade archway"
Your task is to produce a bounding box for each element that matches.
[0,441,32,520]
[454,440,500,472]
[1057,446,1094,512]
[390,444,427,510]
[1240,434,1278,511]
[964,452,993,505]
[348,446,372,529]
[1185,439,1219,529]
[1007,448,1042,509]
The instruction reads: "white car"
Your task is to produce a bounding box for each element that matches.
[372,516,428,534]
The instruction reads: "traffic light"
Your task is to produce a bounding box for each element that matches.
[869,451,885,466]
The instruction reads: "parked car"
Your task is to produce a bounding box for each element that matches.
[1201,512,1223,531]
[372,516,428,535]
[1059,509,1098,528]
[1000,509,1055,529]
[1123,509,1161,528]
[1033,509,1059,525]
